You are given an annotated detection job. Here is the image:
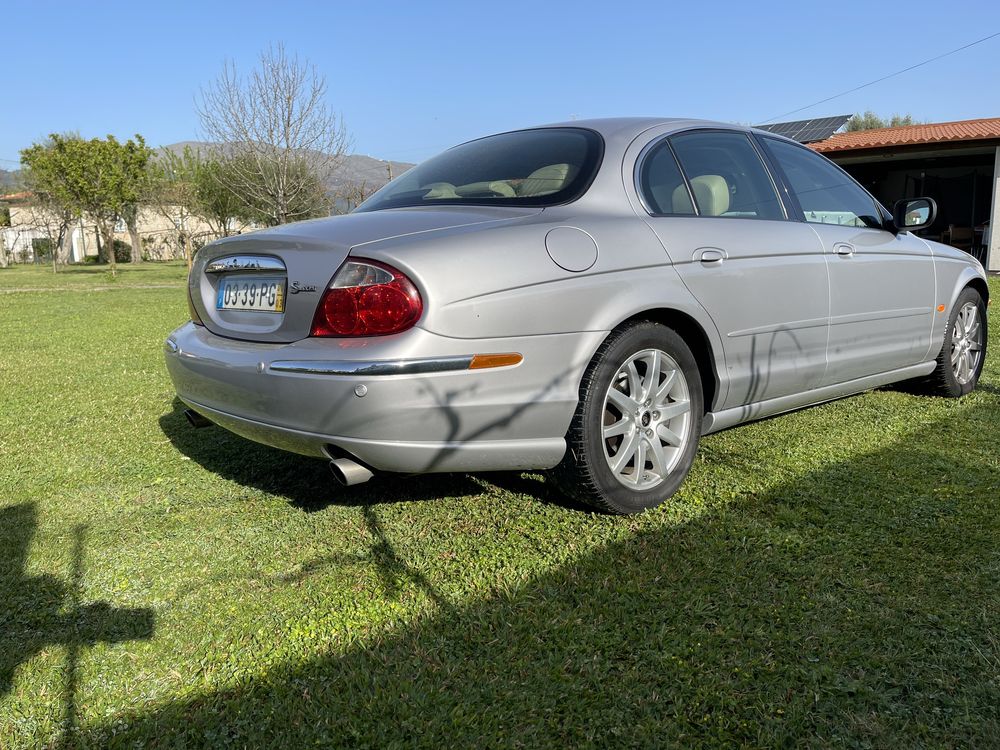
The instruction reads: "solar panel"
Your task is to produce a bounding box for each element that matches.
[754,115,852,143]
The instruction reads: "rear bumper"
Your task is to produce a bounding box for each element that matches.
[176,397,567,472]
[164,323,605,473]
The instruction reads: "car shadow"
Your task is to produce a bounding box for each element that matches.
[158,399,584,513]
[89,394,1000,746]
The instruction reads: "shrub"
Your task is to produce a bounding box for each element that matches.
[31,237,53,261]
[113,239,132,263]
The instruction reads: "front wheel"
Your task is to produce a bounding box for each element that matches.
[553,322,703,514]
[909,287,987,398]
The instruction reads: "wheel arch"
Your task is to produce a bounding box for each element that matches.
[945,265,990,311]
[611,307,723,413]
[966,276,990,306]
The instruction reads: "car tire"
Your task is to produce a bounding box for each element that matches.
[907,286,987,398]
[553,321,704,514]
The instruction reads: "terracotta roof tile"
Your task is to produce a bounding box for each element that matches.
[810,117,1000,153]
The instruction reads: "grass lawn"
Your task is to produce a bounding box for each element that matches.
[1,261,998,748]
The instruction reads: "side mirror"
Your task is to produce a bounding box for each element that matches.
[892,197,937,233]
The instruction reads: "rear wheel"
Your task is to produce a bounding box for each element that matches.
[909,286,987,397]
[554,322,703,514]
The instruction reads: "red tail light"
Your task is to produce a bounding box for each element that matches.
[310,259,423,337]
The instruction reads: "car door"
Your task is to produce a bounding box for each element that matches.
[760,136,936,385]
[637,130,830,409]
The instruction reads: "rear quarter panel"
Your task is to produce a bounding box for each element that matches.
[356,212,729,409]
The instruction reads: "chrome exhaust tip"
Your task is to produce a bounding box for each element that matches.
[184,409,213,429]
[329,457,374,486]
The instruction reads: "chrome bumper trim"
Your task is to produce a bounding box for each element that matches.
[268,356,474,376]
[164,338,179,354]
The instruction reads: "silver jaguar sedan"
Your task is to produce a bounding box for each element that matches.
[165,118,989,514]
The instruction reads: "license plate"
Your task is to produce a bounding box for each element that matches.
[216,277,286,312]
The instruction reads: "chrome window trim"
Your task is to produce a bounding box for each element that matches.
[269,356,475,376]
[205,255,287,274]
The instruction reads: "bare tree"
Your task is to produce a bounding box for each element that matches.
[197,44,350,226]
[21,203,75,272]
[145,183,194,268]
[0,205,11,267]
[335,179,375,214]
[0,221,22,268]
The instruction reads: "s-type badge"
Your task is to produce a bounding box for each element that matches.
[289,281,319,294]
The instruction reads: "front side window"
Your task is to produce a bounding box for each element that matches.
[669,131,784,220]
[356,128,603,212]
[763,137,883,229]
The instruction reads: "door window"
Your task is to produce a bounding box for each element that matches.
[669,131,785,220]
[763,137,883,229]
[637,142,695,215]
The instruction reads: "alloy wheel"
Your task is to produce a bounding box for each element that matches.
[601,348,691,490]
[951,301,984,385]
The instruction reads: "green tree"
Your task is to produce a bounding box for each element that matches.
[117,137,155,264]
[195,155,246,235]
[149,147,245,268]
[21,134,153,275]
[846,111,922,132]
[18,135,80,273]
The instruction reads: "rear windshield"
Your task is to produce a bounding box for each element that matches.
[355,128,603,212]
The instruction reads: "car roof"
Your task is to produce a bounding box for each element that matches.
[531,117,805,152]
[536,117,752,145]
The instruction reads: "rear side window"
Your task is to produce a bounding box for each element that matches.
[763,137,883,228]
[356,128,603,211]
[638,142,695,215]
[669,131,784,220]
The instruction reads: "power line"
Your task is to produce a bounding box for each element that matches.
[760,31,1000,124]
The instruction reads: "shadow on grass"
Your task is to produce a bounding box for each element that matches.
[158,400,490,511]
[158,399,584,513]
[0,505,155,740]
[98,394,1000,746]
[976,381,1000,398]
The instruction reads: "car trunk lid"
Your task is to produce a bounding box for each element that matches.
[189,206,540,343]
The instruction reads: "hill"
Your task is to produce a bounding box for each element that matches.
[159,142,413,195]
[0,168,20,191]
[2,145,413,200]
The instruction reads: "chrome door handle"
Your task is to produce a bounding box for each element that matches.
[834,243,855,256]
[695,248,727,265]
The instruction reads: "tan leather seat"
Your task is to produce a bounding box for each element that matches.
[672,174,730,216]
[517,163,577,197]
[454,180,517,198]
[422,182,459,199]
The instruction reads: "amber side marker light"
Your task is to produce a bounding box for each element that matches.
[469,353,523,370]
[937,304,946,313]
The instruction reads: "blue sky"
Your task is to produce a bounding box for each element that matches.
[2,0,999,168]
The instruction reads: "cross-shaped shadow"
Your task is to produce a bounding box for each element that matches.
[0,504,155,739]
